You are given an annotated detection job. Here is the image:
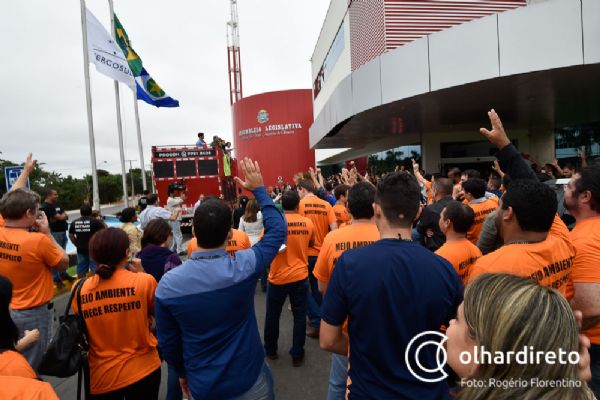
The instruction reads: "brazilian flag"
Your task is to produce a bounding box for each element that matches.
[114,14,179,108]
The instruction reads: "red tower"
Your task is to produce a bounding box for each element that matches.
[232,90,315,188]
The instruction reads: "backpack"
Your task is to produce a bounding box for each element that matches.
[39,278,90,399]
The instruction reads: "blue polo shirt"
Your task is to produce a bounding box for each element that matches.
[155,187,285,400]
[322,239,463,399]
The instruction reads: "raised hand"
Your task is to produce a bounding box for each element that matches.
[34,211,51,235]
[234,158,264,191]
[480,109,510,150]
[492,160,504,177]
[23,153,37,174]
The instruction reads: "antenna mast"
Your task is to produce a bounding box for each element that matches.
[227,0,243,105]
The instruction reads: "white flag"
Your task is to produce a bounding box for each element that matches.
[86,8,135,89]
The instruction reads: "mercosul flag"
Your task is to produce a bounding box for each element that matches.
[86,8,135,89]
[114,14,179,108]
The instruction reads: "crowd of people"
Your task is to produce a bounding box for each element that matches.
[0,108,599,399]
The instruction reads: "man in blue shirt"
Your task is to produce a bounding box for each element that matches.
[320,171,463,399]
[195,132,206,147]
[155,158,286,400]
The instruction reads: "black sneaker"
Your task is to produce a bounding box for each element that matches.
[292,354,305,367]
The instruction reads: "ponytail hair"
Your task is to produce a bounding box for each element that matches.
[89,228,130,280]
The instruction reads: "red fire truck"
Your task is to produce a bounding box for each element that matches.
[151,145,237,232]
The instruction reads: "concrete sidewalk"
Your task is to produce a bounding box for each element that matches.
[45,286,330,399]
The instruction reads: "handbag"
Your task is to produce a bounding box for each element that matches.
[39,278,91,399]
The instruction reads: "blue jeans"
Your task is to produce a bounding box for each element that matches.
[77,252,96,277]
[327,353,348,400]
[166,363,182,400]
[236,362,274,400]
[51,231,71,282]
[264,279,308,359]
[306,256,322,327]
[169,220,183,254]
[11,303,54,372]
[589,344,600,399]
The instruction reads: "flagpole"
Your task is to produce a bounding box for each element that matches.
[79,0,101,212]
[133,92,147,191]
[108,0,130,207]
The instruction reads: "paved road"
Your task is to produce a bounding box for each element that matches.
[45,280,330,399]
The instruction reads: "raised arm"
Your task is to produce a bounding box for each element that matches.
[480,109,537,181]
[11,153,37,191]
[234,158,286,271]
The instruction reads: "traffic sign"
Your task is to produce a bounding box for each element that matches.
[5,166,29,191]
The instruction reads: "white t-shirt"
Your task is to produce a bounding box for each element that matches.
[238,211,263,246]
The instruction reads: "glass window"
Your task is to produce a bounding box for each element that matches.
[555,123,600,160]
[314,21,345,99]
[153,162,174,178]
[198,160,219,176]
[176,160,196,177]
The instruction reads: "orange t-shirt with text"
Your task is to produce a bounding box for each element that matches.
[567,217,600,344]
[435,239,482,284]
[0,228,63,309]
[72,270,161,394]
[332,204,351,228]
[314,223,380,285]
[269,213,314,285]
[314,222,380,333]
[468,234,575,296]
[0,376,58,400]
[0,350,36,379]
[466,198,498,244]
[187,229,251,257]
[299,195,336,257]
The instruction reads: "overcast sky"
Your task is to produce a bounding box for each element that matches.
[1,0,330,177]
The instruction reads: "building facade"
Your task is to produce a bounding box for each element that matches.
[310,0,600,174]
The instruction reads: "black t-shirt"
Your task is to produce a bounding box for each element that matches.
[41,202,68,232]
[68,216,104,252]
[233,207,245,229]
[416,196,453,252]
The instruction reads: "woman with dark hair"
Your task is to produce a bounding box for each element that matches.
[137,219,182,283]
[72,228,161,399]
[0,275,38,378]
[119,207,142,260]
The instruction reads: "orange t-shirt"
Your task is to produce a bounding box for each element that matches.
[314,223,380,285]
[269,213,314,285]
[425,180,433,204]
[0,350,36,378]
[0,376,58,400]
[567,217,600,344]
[435,239,482,284]
[0,228,64,309]
[299,195,336,257]
[187,229,251,257]
[468,233,575,296]
[72,270,161,394]
[0,215,4,227]
[314,222,380,333]
[332,204,351,228]
[466,198,498,244]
